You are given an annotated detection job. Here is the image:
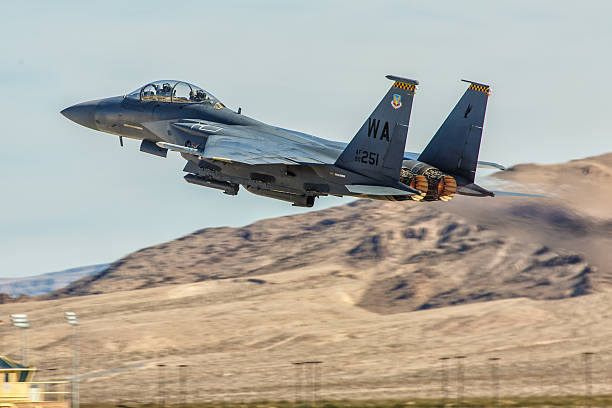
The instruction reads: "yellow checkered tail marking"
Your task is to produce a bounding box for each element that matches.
[393,81,416,91]
[468,84,490,94]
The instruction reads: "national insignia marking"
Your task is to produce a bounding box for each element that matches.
[391,94,402,109]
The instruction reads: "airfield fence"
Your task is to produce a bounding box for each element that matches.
[49,350,612,406]
[5,342,612,405]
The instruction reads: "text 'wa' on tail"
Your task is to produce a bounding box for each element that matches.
[335,75,418,184]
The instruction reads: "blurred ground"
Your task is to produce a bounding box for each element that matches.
[3,263,612,402]
[1,154,611,403]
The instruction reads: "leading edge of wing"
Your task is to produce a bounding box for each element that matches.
[157,141,326,165]
[146,119,328,165]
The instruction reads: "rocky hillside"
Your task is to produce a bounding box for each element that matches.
[443,153,612,291]
[45,179,604,313]
[5,154,612,402]
[45,153,612,311]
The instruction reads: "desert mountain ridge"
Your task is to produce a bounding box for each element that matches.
[0,264,108,298]
[2,153,612,402]
[43,153,612,313]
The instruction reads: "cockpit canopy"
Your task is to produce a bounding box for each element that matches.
[126,80,223,106]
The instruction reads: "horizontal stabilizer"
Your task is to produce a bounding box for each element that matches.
[346,184,419,196]
[459,180,548,198]
[477,161,506,170]
[491,190,549,198]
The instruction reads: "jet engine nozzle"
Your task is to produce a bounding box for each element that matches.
[437,176,457,201]
[399,168,427,201]
[401,160,457,202]
[409,175,428,201]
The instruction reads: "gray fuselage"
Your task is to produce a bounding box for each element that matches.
[62,95,391,206]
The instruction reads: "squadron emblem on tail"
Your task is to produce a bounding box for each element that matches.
[391,94,402,109]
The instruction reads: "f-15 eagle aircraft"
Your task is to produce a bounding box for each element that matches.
[61,76,526,207]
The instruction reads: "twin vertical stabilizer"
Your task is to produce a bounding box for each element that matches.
[335,75,418,184]
[418,80,491,183]
[336,76,492,192]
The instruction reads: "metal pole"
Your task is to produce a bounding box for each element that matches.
[302,364,307,402]
[310,364,315,406]
[157,364,166,408]
[46,368,58,401]
[11,315,29,366]
[309,362,320,406]
[22,328,28,366]
[583,352,593,408]
[72,324,79,408]
[455,356,466,407]
[313,362,321,405]
[178,364,187,408]
[293,361,322,404]
[293,363,302,403]
[489,358,500,406]
[439,357,449,404]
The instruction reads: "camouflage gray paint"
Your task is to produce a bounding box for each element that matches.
[61,76,511,207]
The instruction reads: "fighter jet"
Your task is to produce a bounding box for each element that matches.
[61,76,525,207]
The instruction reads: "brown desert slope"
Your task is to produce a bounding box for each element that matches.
[45,153,612,313]
[444,152,612,288]
[3,153,612,402]
[495,152,612,219]
[6,260,612,402]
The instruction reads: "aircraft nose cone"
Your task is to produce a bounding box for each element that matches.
[61,100,98,129]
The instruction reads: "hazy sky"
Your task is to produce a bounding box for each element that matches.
[1,1,611,277]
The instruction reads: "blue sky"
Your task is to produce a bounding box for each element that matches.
[1,1,611,277]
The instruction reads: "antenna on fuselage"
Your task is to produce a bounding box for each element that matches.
[237,107,242,114]
[119,136,124,147]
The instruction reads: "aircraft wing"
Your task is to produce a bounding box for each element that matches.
[201,135,327,165]
[146,119,505,169]
[144,120,332,165]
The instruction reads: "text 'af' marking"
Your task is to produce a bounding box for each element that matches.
[354,149,380,166]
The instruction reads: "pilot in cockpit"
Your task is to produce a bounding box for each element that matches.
[158,83,172,96]
[189,89,207,102]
